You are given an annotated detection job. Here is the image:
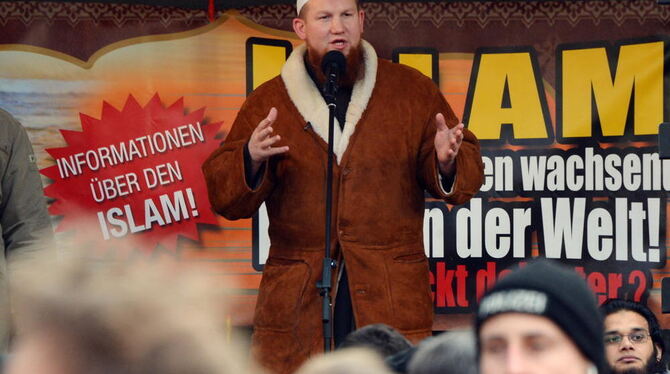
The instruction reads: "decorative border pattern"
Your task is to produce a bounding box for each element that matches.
[240,1,670,29]
[0,2,208,27]
[0,1,668,29]
[240,4,295,30]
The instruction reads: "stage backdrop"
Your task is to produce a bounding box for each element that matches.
[0,0,669,329]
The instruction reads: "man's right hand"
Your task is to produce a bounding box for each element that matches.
[248,107,289,176]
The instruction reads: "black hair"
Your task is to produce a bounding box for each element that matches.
[338,323,412,357]
[601,299,665,353]
[601,298,666,373]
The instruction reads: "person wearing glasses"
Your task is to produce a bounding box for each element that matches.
[601,299,668,374]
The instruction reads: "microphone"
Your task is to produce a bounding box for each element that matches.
[321,50,346,104]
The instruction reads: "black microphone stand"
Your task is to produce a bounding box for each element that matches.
[316,63,339,353]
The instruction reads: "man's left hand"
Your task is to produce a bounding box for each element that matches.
[434,112,464,177]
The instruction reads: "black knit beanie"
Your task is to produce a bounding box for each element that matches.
[475,259,606,374]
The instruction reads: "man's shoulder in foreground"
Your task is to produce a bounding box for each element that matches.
[237,75,288,118]
[376,58,435,83]
[0,108,24,139]
[375,58,440,95]
[247,74,287,101]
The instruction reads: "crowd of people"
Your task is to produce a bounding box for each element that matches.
[0,106,667,373]
[0,0,668,373]
[292,259,670,374]
[0,254,667,374]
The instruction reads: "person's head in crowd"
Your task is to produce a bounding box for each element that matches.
[339,323,412,357]
[6,249,258,374]
[385,346,416,374]
[407,329,477,374]
[475,259,605,374]
[294,348,394,374]
[601,299,666,374]
[293,0,365,87]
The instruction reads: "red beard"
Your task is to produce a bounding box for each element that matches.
[307,44,364,89]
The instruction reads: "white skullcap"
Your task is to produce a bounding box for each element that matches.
[296,0,309,15]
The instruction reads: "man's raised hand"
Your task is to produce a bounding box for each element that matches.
[434,112,464,177]
[248,107,289,175]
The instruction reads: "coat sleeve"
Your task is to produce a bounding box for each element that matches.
[417,87,484,205]
[201,96,276,220]
[0,109,54,265]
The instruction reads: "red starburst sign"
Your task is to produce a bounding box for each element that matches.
[41,94,222,250]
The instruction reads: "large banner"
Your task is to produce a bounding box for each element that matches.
[1,1,668,329]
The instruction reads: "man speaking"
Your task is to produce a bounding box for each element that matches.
[202,0,484,372]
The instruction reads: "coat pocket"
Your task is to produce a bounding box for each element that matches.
[253,256,310,331]
[388,250,433,331]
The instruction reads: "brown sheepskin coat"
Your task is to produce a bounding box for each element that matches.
[202,40,484,374]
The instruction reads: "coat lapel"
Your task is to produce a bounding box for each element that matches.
[281,40,378,164]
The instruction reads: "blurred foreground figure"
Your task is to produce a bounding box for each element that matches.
[601,299,668,374]
[475,259,606,374]
[339,323,412,357]
[294,348,394,374]
[407,329,476,374]
[0,108,54,350]
[6,251,260,374]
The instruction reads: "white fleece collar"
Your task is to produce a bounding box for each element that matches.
[280,40,378,164]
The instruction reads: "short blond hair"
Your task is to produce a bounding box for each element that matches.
[11,250,260,374]
[294,348,393,374]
